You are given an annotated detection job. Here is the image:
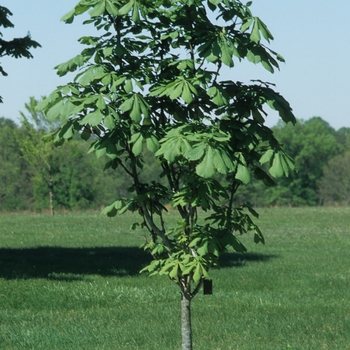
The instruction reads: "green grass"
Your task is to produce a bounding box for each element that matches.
[0,208,350,349]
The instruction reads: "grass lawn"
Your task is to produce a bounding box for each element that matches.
[0,207,349,349]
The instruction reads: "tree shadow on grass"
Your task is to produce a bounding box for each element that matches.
[0,246,276,280]
[219,251,277,268]
[0,246,151,280]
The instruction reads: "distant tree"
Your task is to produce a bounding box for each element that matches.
[335,127,350,151]
[0,117,32,210]
[40,1,295,348]
[0,6,41,103]
[270,117,341,205]
[17,97,64,215]
[318,152,350,205]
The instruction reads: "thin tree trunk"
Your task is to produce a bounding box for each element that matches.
[181,292,192,350]
[49,174,54,216]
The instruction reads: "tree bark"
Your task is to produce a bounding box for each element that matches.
[181,292,192,350]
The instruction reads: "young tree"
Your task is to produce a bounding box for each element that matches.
[0,6,41,103]
[17,97,63,215]
[39,0,295,348]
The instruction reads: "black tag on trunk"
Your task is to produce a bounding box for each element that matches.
[203,279,212,295]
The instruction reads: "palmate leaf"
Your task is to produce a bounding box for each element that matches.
[163,79,197,103]
[78,66,106,86]
[265,91,296,124]
[197,38,220,63]
[81,109,104,126]
[260,149,295,178]
[256,17,274,42]
[250,18,260,43]
[156,135,192,163]
[271,151,295,178]
[196,146,216,178]
[119,94,149,123]
[55,54,85,76]
[217,35,234,67]
[212,148,228,174]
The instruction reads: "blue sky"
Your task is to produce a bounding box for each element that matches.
[1,0,349,130]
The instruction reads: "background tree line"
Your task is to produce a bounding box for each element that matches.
[235,116,350,207]
[1,99,349,212]
[0,97,161,212]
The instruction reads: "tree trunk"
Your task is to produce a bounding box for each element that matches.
[49,174,54,216]
[181,292,192,350]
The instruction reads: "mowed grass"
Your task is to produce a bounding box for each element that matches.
[0,207,350,349]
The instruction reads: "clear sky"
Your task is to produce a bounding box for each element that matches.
[1,0,349,130]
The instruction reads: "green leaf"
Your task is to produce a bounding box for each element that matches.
[193,262,202,283]
[252,109,265,123]
[119,97,134,113]
[46,100,64,120]
[196,147,216,178]
[130,96,141,122]
[89,1,106,17]
[181,83,193,103]
[78,66,106,86]
[218,36,234,67]
[259,149,274,165]
[250,18,261,43]
[269,152,284,178]
[207,86,228,106]
[132,133,143,156]
[60,9,75,23]
[81,109,104,126]
[104,114,115,129]
[212,149,228,174]
[186,145,205,161]
[105,0,119,16]
[169,264,179,279]
[169,82,183,100]
[132,2,140,22]
[241,17,253,33]
[235,154,250,184]
[257,17,274,42]
[96,95,106,110]
[58,122,74,140]
[208,0,223,5]
[119,0,134,15]
[230,235,247,253]
[146,135,160,153]
[124,79,133,93]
